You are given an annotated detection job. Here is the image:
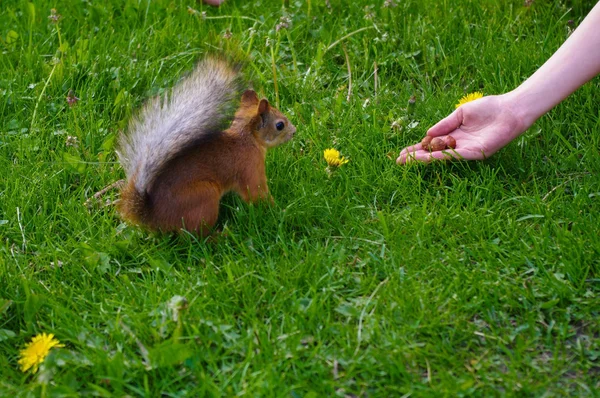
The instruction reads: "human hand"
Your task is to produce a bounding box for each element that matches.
[396,94,528,164]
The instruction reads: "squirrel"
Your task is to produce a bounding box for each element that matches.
[115,57,296,235]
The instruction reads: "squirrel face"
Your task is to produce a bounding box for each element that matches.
[257,104,296,148]
[240,90,296,148]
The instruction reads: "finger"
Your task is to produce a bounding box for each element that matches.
[398,143,423,158]
[427,107,463,137]
[397,148,463,165]
[425,149,463,162]
[396,149,430,164]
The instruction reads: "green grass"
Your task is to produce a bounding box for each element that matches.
[1,0,600,396]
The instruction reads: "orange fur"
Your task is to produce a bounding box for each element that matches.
[118,90,295,235]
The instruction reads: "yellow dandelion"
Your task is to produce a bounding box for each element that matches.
[455,91,484,108]
[324,148,349,168]
[18,333,64,373]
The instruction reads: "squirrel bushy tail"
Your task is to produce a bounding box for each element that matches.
[117,57,245,194]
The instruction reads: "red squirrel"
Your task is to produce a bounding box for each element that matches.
[116,58,296,235]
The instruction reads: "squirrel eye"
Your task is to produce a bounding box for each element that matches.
[276,121,285,131]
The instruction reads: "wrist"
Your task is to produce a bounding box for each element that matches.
[500,89,541,135]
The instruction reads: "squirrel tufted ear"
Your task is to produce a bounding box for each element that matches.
[241,89,259,105]
[258,99,270,115]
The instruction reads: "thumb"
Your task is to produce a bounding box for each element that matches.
[427,107,463,137]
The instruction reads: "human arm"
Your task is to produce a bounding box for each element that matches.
[397,1,600,164]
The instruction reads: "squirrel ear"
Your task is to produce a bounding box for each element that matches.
[258,99,270,115]
[241,90,259,105]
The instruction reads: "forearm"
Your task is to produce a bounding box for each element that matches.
[507,2,600,128]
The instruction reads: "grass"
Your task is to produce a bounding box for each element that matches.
[1,0,599,396]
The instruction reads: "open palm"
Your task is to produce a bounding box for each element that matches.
[397,95,526,164]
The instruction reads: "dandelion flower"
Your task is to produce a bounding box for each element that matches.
[455,92,484,108]
[324,148,349,168]
[18,333,64,373]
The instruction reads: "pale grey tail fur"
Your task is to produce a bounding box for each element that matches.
[117,58,244,194]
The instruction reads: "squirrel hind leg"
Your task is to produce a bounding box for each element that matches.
[151,181,222,236]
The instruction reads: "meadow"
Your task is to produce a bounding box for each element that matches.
[1,0,599,396]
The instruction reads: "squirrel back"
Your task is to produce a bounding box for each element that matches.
[116,59,296,234]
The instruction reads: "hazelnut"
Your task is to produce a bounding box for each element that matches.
[429,137,446,151]
[444,136,456,149]
[420,136,432,150]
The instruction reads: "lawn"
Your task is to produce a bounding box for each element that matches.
[1,0,599,396]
